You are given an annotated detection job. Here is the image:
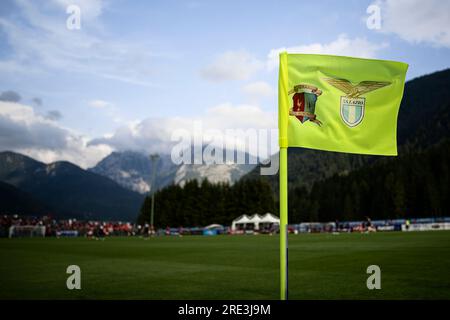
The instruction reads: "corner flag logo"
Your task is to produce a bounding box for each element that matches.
[324,78,391,127]
[288,84,323,126]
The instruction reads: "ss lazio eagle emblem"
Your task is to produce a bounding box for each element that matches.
[323,78,391,127]
[288,84,323,126]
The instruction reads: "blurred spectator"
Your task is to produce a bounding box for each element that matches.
[0,214,138,238]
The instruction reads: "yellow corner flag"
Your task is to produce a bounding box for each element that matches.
[278,53,408,300]
[279,52,408,155]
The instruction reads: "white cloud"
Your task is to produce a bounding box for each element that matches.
[0,0,158,87]
[267,34,388,70]
[88,99,126,124]
[376,0,450,48]
[0,101,112,168]
[205,103,275,130]
[89,99,111,108]
[89,103,277,156]
[242,81,274,98]
[200,50,263,82]
[0,100,277,166]
[89,117,193,154]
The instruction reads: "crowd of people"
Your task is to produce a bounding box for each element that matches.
[0,214,143,238]
[0,214,229,238]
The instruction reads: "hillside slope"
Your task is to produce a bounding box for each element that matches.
[0,180,50,216]
[0,151,144,221]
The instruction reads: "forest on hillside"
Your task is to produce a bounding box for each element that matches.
[288,140,450,222]
[138,179,276,227]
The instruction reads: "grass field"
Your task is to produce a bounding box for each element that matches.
[0,231,449,299]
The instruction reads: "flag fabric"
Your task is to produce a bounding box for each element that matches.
[278,53,408,156]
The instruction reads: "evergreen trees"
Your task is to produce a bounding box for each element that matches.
[138,178,276,227]
[289,140,450,222]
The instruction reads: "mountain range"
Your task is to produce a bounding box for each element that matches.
[89,148,256,194]
[0,147,256,220]
[0,151,144,221]
[89,151,177,194]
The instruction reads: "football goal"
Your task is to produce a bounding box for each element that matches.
[8,225,46,238]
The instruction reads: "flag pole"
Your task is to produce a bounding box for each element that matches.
[280,146,288,300]
[278,51,289,301]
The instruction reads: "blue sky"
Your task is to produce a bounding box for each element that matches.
[0,0,449,167]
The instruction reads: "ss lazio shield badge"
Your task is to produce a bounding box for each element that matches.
[340,96,365,127]
[323,78,391,127]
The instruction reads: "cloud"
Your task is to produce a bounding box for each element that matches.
[0,99,277,166]
[0,102,67,150]
[242,81,274,98]
[45,110,63,121]
[376,0,450,48]
[89,99,111,108]
[0,101,112,168]
[0,0,159,87]
[0,90,21,102]
[200,50,263,82]
[267,34,388,70]
[89,103,277,156]
[205,103,275,129]
[88,99,125,124]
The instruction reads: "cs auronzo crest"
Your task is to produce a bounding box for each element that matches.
[323,78,391,127]
[288,84,323,126]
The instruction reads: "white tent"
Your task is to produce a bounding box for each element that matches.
[259,213,280,224]
[231,215,252,231]
[231,213,280,231]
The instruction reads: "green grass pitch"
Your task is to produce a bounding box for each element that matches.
[0,231,449,299]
